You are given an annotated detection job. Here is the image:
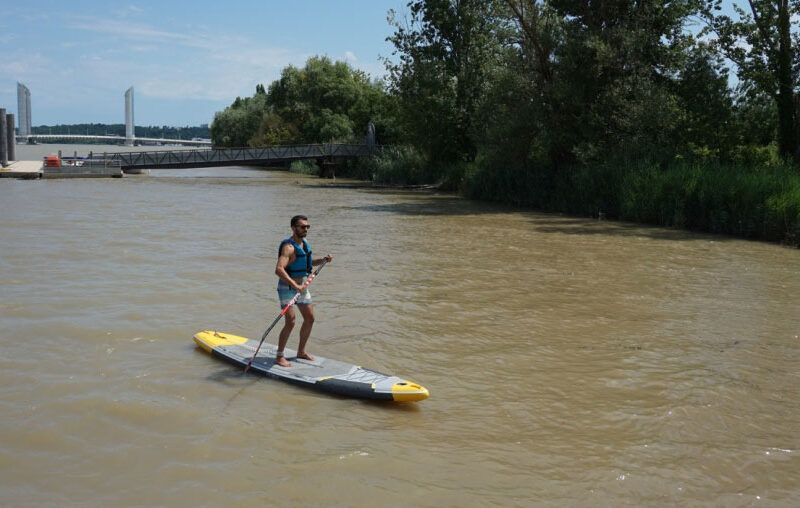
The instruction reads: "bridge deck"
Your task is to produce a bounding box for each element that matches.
[91,144,374,170]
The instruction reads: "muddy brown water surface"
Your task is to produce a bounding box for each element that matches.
[1,160,799,507]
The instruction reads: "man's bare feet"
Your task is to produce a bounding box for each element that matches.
[296,351,315,361]
[276,355,292,367]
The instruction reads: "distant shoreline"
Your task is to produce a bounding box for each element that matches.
[14,143,198,161]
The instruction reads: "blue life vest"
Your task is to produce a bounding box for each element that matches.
[279,237,312,277]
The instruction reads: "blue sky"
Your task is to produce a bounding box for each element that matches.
[0,0,408,127]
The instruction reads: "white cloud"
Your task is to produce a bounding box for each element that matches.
[67,16,192,44]
[0,51,53,79]
[345,51,358,63]
[46,14,311,103]
[118,4,145,17]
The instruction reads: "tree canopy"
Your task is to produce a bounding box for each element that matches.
[700,0,800,158]
[212,0,797,168]
[211,56,394,147]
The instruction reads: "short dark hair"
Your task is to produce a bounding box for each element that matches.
[291,215,308,227]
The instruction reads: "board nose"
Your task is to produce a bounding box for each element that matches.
[391,381,430,402]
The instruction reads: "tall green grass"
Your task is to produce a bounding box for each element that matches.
[464,160,800,246]
[622,163,800,243]
[342,147,800,246]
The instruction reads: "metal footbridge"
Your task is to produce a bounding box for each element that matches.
[89,143,374,171]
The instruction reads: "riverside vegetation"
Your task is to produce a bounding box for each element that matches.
[210,0,800,247]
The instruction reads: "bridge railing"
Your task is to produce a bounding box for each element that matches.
[57,157,122,168]
[90,143,376,169]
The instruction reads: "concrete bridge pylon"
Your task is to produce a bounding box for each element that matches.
[125,87,134,146]
[17,82,31,136]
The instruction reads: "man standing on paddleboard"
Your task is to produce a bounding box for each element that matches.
[274,215,333,367]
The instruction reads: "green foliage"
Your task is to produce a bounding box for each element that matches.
[386,0,500,162]
[729,143,782,169]
[673,45,735,158]
[348,146,429,185]
[288,160,320,175]
[475,61,545,170]
[211,57,390,147]
[206,0,800,246]
[376,0,800,245]
[547,0,694,162]
[699,0,800,158]
[730,88,778,146]
[249,112,298,147]
[617,162,800,241]
[345,146,474,189]
[462,157,800,246]
[210,91,268,147]
[268,57,369,143]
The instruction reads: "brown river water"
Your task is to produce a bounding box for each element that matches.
[1,146,799,507]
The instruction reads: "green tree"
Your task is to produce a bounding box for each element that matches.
[547,0,695,163]
[673,45,735,158]
[471,1,560,168]
[211,58,388,147]
[492,1,561,164]
[700,0,800,159]
[732,87,778,146]
[267,56,383,143]
[386,0,501,163]
[210,88,269,146]
[248,112,298,146]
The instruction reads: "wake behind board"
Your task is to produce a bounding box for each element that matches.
[193,331,429,402]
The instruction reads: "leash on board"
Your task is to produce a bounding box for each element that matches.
[243,259,329,374]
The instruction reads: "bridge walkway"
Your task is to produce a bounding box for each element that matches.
[90,144,374,170]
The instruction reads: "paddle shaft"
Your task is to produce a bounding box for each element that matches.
[243,259,328,373]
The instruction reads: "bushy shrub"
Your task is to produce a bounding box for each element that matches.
[288,159,319,175]
[726,143,782,169]
[347,146,430,185]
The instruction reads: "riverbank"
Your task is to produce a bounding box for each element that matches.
[465,160,800,248]
[8,143,798,247]
[338,150,800,248]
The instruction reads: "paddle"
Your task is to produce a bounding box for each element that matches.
[243,259,329,374]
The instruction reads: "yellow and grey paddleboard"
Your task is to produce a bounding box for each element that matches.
[193,331,429,402]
